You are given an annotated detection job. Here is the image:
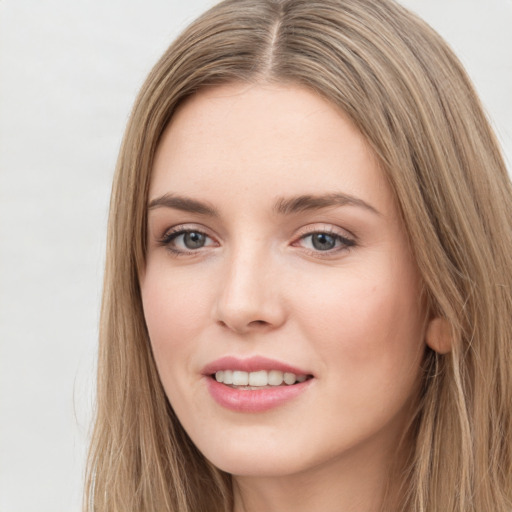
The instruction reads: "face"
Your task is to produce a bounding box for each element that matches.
[141,83,428,479]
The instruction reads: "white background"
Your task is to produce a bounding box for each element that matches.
[0,1,510,511]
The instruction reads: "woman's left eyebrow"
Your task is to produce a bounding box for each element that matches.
[273,193,380,216]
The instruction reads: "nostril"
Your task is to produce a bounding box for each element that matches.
[217,318,270,334]
[248,320,269,327]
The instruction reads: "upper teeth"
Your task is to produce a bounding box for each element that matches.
[215,370,307,387]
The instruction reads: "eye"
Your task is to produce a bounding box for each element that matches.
[159,228,217,255]
[308,233,338,251]
[178,231,208,249]
[296,230,355,253]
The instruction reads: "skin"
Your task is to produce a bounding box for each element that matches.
[141,83,433,512]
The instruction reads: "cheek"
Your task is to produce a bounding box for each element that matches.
[296,275,425,445]
[141,263,212,372]
[294,263,425,385]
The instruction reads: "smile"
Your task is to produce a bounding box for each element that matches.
[214,369,309,387]
[203,356,314,412]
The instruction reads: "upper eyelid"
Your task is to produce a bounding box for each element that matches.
[294,223,357,241]
[159,224,213,239]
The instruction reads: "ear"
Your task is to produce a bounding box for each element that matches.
[425,317,452,354]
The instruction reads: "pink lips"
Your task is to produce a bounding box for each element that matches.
[202,355,309,375]
[202,356,313,413]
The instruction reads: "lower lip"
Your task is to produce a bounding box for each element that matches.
[205,377,313,413]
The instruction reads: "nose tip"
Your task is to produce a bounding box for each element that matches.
[215,291,286,334]
[213,256,286,335]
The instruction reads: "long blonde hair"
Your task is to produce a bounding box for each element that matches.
[85,1,512,510]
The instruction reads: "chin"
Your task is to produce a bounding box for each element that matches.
[195,430,311,478]
[208,452,307,478]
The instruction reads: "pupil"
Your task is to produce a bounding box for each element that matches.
[312,233,335,251]
[184,232,205,249]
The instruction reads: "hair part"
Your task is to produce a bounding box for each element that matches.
[85,1,512,510]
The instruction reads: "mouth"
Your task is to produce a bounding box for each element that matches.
[211,369,312,389]
[202,356,314,411]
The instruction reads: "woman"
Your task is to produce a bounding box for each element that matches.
[85,0,512,510]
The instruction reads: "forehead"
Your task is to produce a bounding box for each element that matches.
[150,82,394,217]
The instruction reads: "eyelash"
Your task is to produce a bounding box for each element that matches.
[157,226,356,257]
[158,226,217,256]
[293,228,356,256]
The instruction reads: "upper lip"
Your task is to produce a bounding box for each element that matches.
[202,356,312,376]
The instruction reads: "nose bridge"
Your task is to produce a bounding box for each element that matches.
[214,239,284,333]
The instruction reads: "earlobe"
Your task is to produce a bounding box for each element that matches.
[425,317,452,354]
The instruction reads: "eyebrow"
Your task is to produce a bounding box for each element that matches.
[147,192,380,216]
[273,193,380,216]
[148,193,219,216]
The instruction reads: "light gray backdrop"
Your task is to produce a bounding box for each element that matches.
[0,1,511,511]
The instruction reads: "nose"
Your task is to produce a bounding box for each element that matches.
[213,246,286,334]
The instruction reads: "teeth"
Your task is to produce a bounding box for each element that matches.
[283,372,296,385]
[214,370,308,387]
[232,371,249,386]
[268,370,284,386]
[249,370,268,386]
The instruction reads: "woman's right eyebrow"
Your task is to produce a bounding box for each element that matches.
[148,193,219,216]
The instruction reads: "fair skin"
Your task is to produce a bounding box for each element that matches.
[141,82,433,512]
